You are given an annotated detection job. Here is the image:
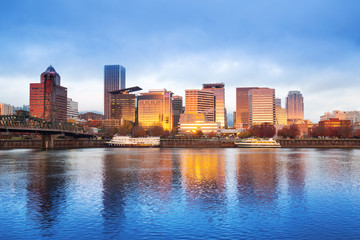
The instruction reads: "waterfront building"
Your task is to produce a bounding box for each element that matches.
[67,98,79,121]
[101,119,122,128]
[172,95,183,128]
[185,89,215,122]
[249,88,275,125]
[137,89,173,131]
[0,103,14,115]
[109,86,141,123]
[286,91,304,123]
[178,121,221,134]
[320,110,360,124]
[29,65,67,122]
[318,118,351,128]
[104,65,126,119]
[202,83,226,128]
[235,87,259,128]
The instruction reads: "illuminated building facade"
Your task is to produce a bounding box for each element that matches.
[29,65,67,122]
[202,83,226,128]
[185,89,215,122]
[318,118,351,128]
[235,87,258,128]
[172,95,183,128]
[249,88,275,125]
[104,65,126,119]
[275,106,287,125]
[286,91,304,123]
[320,110,360,124]
[0,103,14,115]
[109,87,141,123]
[137,89,173,131]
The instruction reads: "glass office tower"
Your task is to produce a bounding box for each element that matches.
[104,65,126,119]
[286,91,304,123]
[202,83,226,128]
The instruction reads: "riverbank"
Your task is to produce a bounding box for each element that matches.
[278,139,360,148]
[2,138,360,149]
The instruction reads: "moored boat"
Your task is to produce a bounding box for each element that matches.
[106,135,160,147]
[235,138,281,148]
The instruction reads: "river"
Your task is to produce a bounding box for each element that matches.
[1,148,360,239]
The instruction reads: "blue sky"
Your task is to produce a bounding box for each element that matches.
[1,0,360,121]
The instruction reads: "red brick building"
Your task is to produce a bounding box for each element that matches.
[29,66,67,122]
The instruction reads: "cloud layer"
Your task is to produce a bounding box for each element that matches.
[1,0,360,122]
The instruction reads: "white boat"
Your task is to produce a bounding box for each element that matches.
[235,138,281,148]
[106,135,160,147]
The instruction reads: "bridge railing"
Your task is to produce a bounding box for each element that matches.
[0,115,84,133]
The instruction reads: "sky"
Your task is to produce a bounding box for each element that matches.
[1,0,360,122]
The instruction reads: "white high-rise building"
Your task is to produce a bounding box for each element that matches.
[0,103,14,115]
[67,98,79,121]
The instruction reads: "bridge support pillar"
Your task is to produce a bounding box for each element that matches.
[42,135,54,149]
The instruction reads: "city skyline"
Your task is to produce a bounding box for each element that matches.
[1,1,360,122]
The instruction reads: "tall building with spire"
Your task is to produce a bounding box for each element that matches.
[29,65,67,122]
[104,65,126,119]
[286,91,304,123]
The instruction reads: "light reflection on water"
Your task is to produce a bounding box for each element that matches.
[1,148,360,239]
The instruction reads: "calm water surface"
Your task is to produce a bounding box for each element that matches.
[1,148,360,239]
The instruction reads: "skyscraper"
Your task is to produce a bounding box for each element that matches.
[137,89,173,131]
[172,95,183,128]
[29,66,67,122]
[286,91,304,123]
[202,83,226,128]
[249,88,275,125]
[185,89,215,122]
[235,87,258,128]
[104,65,126,119]
[109,86,141,123]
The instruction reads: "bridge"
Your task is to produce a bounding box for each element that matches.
[0,114,95,149]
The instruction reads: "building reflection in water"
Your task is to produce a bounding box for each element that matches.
[101,150,137,236]
[26,151,68,236]
[236,149,279,208]
[285,152,306,207]
[180,149,226,210]
[136,149,173,205]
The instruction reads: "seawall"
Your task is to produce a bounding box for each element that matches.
[278,139,360,148]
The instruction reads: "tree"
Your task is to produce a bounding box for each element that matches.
[117,121,134,136]
[170,127,178,136]
[195,130,203,136]
[249,123,276,138]
[278,124,300,139]
[354,129,360,138]
[340,126,353,138]
[288,124,300,139]
[148,125,164,136]
[238,130,251,138]
[133,126,146,137]
[311,125,329,138]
